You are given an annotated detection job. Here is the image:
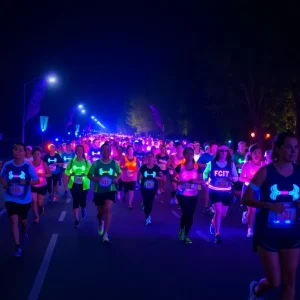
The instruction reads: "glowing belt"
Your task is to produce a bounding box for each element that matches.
[208,184,232,192]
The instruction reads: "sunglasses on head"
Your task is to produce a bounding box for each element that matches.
[219,149,229,153]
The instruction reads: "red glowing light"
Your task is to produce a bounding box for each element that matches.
[265,133,271,139]
[250,132,256,138]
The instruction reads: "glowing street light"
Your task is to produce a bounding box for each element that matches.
[228,140,232,144]
[81,110,86,113]
[78,104,83,109]
[91,116,94,119]
[265,133,271,139]
[47,76,57,83]
[250,132,256,138]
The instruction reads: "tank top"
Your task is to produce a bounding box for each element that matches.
[208,161,232,192]
[156,154,168,171]
[122,156,138,182]
[177,163,199,196]
[32,161,47,187]
[242,161,263,181]
[254,164,300,238]
[169,155,185,174]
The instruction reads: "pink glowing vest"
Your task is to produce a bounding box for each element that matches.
[122,156,138,182]
[32,161,47,187]
[177,163,199,196]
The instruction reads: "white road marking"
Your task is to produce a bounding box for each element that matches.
[66,198,71,203]
[0,208,7,217]
[171,210,181,218]
[196,230,210,242]
[28,234,58,300]
[58,211,66,222]
[160,201,164,203]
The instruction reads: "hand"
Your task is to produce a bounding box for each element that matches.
[20,179,26,185]
[269,203,285,214]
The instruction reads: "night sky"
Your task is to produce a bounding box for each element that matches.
[1,2,299,145]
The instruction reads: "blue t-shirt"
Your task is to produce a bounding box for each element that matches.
[1,160,39,204]
[60,151,75,168]
[198,153,214,172]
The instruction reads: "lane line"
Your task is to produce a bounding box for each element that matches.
[171,210,181,218]
[28,233,58,300]
[0,208,7,217]
[160,201,164,203]
[66,198,71,204]
[196,230,210,243]
[58,211,66,222]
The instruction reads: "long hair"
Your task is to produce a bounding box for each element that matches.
[213,143,232,163]
[272,132,297,162]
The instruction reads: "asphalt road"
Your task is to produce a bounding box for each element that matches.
[0,182,299,300]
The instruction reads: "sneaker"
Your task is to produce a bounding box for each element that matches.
[214,234,221,244]
[249,281,261,299]
[33,217,39,224]
[81,208,87,219]
[170,197,176,205]
[184,236,192,244]
[247,228,253,237]
[102,233,109,243]
[117,191,121,200]
[242,211,248,224]
[209,222,215,235]
[178,228,185,240]
[14,245,22,257]
[38,206,44,216]
[146,216,151,225]
[73,220,79,228]
[98,221,104,236]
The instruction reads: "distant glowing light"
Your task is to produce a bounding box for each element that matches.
[47,76,57,83]
[265,133,271,139]
[81,110,85,113]
[41,129,45,132]
[78,105,83,109]
[91,116,94,119]
[250,132,256,138]
[68,132,71,135]
[228,140,232,143]
[55,138,58,141]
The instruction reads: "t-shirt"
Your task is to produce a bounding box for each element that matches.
[60,151,75,169]
[134,151,145,167]
[232,152,246,174]
[197,153,214,172]
[43,153,63,174]
[1,160,39,204]
[139,164,161,191]
[88,159,121,193]
[156,154,169,172]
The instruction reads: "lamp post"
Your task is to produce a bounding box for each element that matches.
[22,75,57,143]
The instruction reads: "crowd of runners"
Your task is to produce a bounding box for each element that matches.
[0,132,299,299]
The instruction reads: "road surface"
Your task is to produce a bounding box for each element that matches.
[0,183,298,300]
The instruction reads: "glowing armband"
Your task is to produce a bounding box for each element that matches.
[249,182,260,192]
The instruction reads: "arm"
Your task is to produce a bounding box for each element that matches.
[167,155,174,170]
[87,163,100,182]
[43,162,52,177]
[231,163,239,182]
[203,161,211,181]
[154,166,165,181]
[24,164,40,186]
[239,162,250,183]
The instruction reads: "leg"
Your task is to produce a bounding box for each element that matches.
[212,202,223,234]
[279,248,300,300]
[184,195,198,236]
[247,207,256,230]
[177,195,188,230]
[79,190,88,209]
[52,174,59,198]
[63,173,69,193]
[103,200,113,235]
[254,246,281,297]
[31,192,38,218]
[46,176,52,195]
[70,187,80,221]
[37,193,45,215]
[9,215,20,245]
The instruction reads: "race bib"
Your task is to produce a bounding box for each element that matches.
[63,163,68,169]
[49,165,56,171]
[144,180,155,189]
[215,179,230,188]
[127,170,134,177]
[10,184,24,196]
[99,177,112,187]
[74,176,83,184]
[268,204,297,228]
[185,183,195,191]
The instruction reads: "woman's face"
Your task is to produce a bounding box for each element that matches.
[252,148,262,162]
[76,146,84,158]
[184,149,194,162]
[146,153,154,163]
[127,147,134,156]
[101,145,111,158]
[218,146,229,160]
[33,150,42,160]
[278,137,299,162]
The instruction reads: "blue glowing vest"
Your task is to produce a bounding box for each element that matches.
[208,161,232,192]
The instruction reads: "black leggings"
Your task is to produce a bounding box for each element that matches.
[116,178,123,192]
[141,190,156,218]
[70,184,88,209]
[177,194,198,236]
[46,173,60,194]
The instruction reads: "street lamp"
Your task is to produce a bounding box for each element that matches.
[22,75,57,143]
[78,104,83,109]
[81,109,86,113]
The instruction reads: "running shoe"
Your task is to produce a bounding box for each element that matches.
[248,281,262,299]
[247,228,253,238]
[102,233,109,243]
[73,220,79,228]
[14,245,22,257]
[81,208,87,219]
[178,228,185,241]
[184,236,192,244]
[214,234,221,244]
[98,221,104,236]
[146,216,151,225]
[242,211,248,224]
[209,222,215,235]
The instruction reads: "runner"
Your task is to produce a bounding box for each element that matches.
[239,144,264,237]
[120,145,139,209]
[0,143,39,256]
[264,150,272,164]
[61,143,75,197]
[43,144,64,201]
[156,145,169,194]
[203,143,238,243]
[88,143,121,243]
[139,152,165,225]
[112,145,124,200]
[25,145,33,162]
[172,147,203,244]
[65,145,91,227]
[242,132,300,300]
[88,139,101,163]
[31,147,52,223]
[167,142,185,204]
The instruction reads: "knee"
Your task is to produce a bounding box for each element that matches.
[104,206,112,214]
